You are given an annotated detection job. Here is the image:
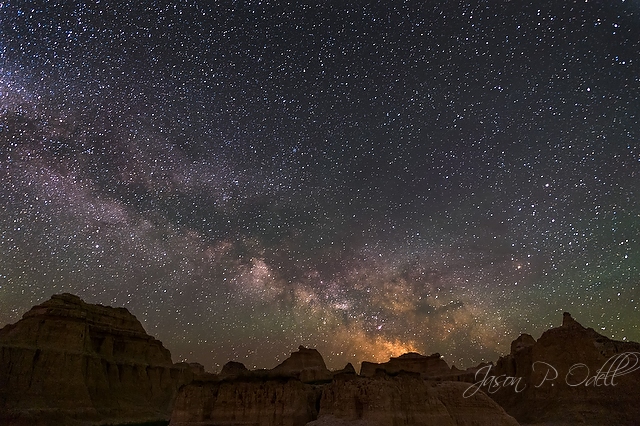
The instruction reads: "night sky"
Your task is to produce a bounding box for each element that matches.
[1,0,639,372]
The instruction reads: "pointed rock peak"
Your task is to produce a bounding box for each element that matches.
[342,363,356,374]
[562,312,580,327]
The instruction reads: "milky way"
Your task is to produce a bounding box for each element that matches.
[1,1,639,371]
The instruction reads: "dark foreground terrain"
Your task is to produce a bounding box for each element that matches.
[1,294,639,425]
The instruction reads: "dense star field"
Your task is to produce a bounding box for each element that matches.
[1,1,639,371]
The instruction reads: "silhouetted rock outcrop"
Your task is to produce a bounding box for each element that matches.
[273,345,333,383]
[360,352,451,378]
[488,313,640,425]
[219,360,251,379]
[332,363,356,377]
[170,348,518,426]
[0,293,193,425]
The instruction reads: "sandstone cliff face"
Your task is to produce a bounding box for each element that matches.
[312,373,454,426]
[170,346,332,426]
[171,377,321,426]
[433,381,520,426]
[171,349,519,426]
[313,373,518,426]
[7,296,638,426]
[489,313,640,425]
[171,374,519,426]
[0,293,193,426]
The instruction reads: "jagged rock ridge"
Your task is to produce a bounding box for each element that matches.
[360,351,489,383]
[170,346,518,426]
[361,352,450,378]
[3,295,639,426]
[488,312,640,425]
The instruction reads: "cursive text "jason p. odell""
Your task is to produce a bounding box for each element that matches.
[463,352,640,398]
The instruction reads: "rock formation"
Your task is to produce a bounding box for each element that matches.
[332,363,356,376]
[272,345,333,383]
[219,360,251,379]
[488,312,640,425]
[359,351,485,383]
[434,380,521,426]
[0,293,193,426]
[312,373,518,426]
[170,346,331,426]
[5,295,639,426]
[170,347,519,426]
[360,352,451,378]
[171,376,321,426]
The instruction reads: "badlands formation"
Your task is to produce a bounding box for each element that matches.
[0,293,195,425]
[1,294,639,425]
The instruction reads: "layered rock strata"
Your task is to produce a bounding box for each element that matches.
[171,376,321,426]
[170,348,519,426]
[312,373,519,426]
[0,293,193,425]
[5,295,639,426]
[272,345,333,383]
[488,313,640,425]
